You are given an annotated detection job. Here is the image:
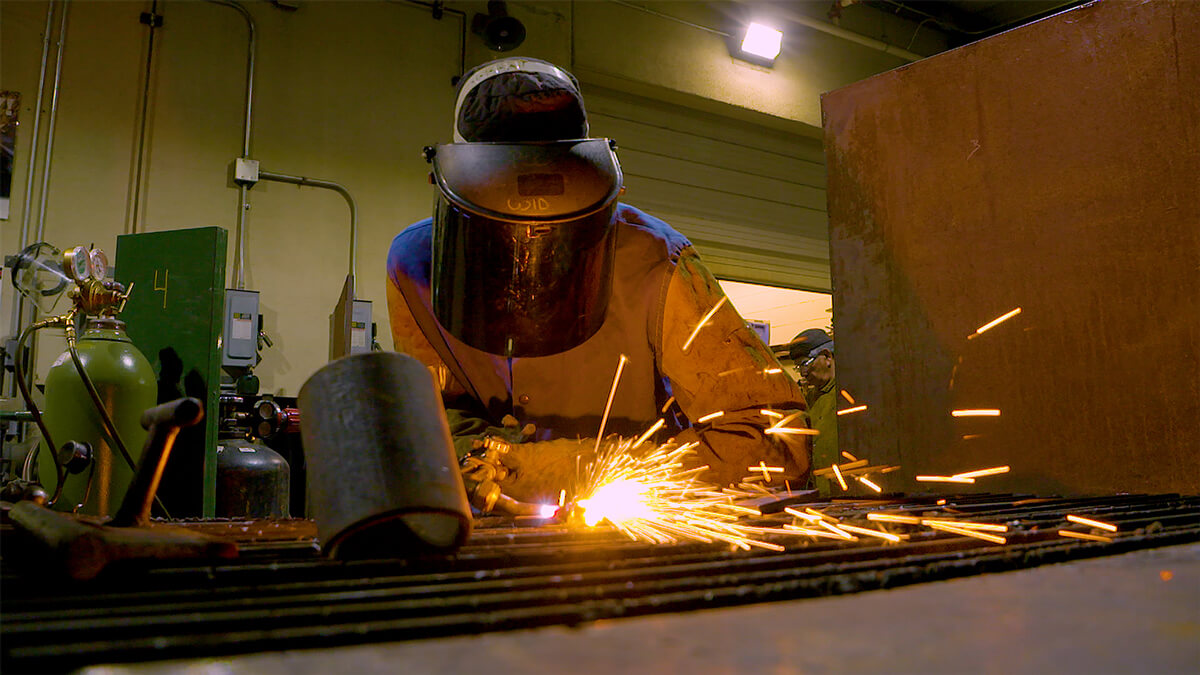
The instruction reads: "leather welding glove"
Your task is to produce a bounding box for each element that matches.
[496,437,598,504]
[674,418,808,487]
[445,410,535,460]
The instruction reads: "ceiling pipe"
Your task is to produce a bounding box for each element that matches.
[770,5,925,62]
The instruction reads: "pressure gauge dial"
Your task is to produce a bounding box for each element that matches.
[88,248,109,280]
[64,246,92,283]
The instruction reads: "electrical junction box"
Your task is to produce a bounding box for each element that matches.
[222,289,260,369]
[351,299,372,354]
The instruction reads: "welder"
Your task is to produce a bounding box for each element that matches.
[387,57,809,511]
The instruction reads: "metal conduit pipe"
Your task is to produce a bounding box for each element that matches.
[34,0,72,243]
[257,171,358,294]
[205,0,257,290]
[785,10,924,61]
[6,2,57,391]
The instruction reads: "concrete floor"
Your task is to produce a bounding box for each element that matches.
[85,543,1200,675]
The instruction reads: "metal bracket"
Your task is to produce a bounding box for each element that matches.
[139,11,163,27]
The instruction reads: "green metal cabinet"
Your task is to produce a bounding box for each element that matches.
[115,227,227,518]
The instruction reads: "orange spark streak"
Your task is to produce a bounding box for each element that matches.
[867,513,921,525]
[1058,529,1113,543]
[660,396,676,413]
[841,451,858,461]
[594,354,628,456]
[926,522,1007,544]
[682,296,728,352]
[764,426,820,436]
[952,465,1010,479]
[836,405,868,416]
[840,389,856,404]
[856,476,883,493]
[1066,514,1118,532]
[697,410,725,424]
[915,475,976,484]
[759,409,784,419]
[921,519,1007,532]
[832,463,848,490]
[838,524,901,543]
[630,418,665,450]
[972,307,1022,336]
[951,409,1001,417]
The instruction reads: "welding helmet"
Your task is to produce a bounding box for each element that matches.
[425,58,622,357]
[426,138,623,357]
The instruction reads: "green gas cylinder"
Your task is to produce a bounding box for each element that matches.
[38,316,157,516]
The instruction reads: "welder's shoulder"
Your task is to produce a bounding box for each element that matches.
[387,218,434,285]
[615,203,692,263]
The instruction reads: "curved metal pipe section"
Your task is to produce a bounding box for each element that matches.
[205,0,257,289]
[258,170,358,293]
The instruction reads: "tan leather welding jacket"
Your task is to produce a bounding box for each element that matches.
[386,203,810,485]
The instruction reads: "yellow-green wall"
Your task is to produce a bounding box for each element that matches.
[1,0,925,395]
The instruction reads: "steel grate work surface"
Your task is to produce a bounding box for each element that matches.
[3,492,1199,673]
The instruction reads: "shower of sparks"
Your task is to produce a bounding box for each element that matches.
[1058,529,1113,543]
[841,451,858,462]
[951,409,1001,417]
[837,405,868,416]
[1066,515,1118,532]
[697,410,725,424]
[867,513,922,525]
[840,389,856,404]
[970,307,1022,338]
[574,437,807,550]
[837,524,901,543]
[682,296,728,352]
[832,463,848,490]
[593,354,629,457]
[759,409,784,419]
[952,466,1010,479]
[915,475,976,484]
[856,476,883,493]
[926,522,1007,544]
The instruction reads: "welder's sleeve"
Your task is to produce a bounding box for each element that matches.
[657,248,811,486]
[386,277,494,457]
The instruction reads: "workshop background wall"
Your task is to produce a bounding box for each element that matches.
[1,0,918,395]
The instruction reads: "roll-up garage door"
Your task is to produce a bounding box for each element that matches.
[582,84,831,292]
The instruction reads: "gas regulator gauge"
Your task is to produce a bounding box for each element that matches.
[63,246,92,283]
[88,248,109,280]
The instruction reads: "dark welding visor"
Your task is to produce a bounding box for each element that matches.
[426,139,624,357]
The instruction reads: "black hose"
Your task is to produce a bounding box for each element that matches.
[13,319,67,505]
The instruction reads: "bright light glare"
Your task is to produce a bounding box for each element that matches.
[741,23,782,61]
[538,504,559,519]
[577,479,653,527]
